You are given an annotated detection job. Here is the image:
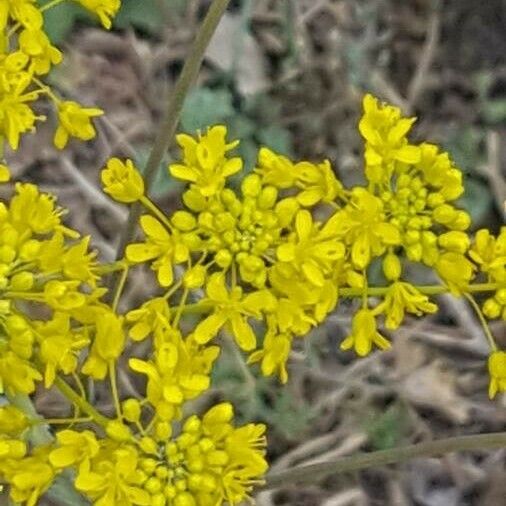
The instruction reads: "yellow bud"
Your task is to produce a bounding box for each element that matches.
[145,477,162,494]
[383,253,401,281]
[106,420,132,442]
[241,174,262,197]
[495,289,506,305]
[215,249,232,268]
[451,211,471,231]
[164,484,177,499]
[172,211,196,231]
[438,231,469,253]
[152,493,166,506]
[258,186,278,210]
[156,467,168,479]
[155,421,172,440]
[483,298,501,319]
[139,437,158,455]
[174,492,195,506]
[122,398,141,423]
[183,416,201,434]
[183,266,206,289]
[9,272,34,291]
[0,245,16,263]
[203,402,233,426]
[175,479,187,492]
[183,188,207,211]
[141,457,158,474]
[433,204,457,225]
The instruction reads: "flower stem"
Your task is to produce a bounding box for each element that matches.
[340,282,498,298]
[113,0,231,264]
[263,432,506,489]
[463,292,498,351]
[53,375,110,428]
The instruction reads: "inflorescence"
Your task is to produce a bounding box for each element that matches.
[0,2,504,505]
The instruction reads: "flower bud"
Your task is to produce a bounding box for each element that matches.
[383,253,401,281]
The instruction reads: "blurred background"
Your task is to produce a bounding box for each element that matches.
[11,1,506,505]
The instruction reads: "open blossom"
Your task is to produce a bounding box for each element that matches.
[54,100,103,149]
[341,308,391,357]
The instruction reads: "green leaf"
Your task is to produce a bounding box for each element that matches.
[458,178,493,225]
[482,99,506,124]
[42,2,85,43]
[114,0,164,34]
[181,87,235,132]
[257,125,292,155]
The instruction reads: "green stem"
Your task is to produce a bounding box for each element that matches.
[263,432,506,489]
[53,375,110,428]
[340,282,498,298]
[112,0,231,265]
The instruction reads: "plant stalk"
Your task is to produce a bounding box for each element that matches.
[263,431,506,489]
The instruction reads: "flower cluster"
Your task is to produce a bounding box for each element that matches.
[0,92,505,506]
[113,98,502,382]
[0,0,119,156]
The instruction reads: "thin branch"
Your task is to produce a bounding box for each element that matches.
[263,432,506,489]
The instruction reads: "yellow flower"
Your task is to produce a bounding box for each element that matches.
[36,313,89,387]
[82,311,125,379]
[169,125,242,196]
[38,233,98,286]
[49,430,100,468]
[340,308,391,357]
[294,159,344,206]
[76,0,121,29]
[126,215,190,287]
[0,75,40,149]
[470,228,506,283]
[126,297,171,341]
[359,94,420,184]
[255,146,297,188]
[248,331,292,383]
[54,100,103,149]
[101,158,145,203]
[193,273,276,351]
[2,448,55,506]
[381,282,437,329]
[129,329,219,421]
[9,182,63,234]
[488,351,506,399]
[18,28,62,75]
[75,446,150,506]
[330,188,401,269]
[1,0,43,30]
[0,405,29,436]
[0,351,41,394]
[435,252,476,295]
[276,209,345,287]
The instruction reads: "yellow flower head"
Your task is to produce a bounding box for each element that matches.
[101,158,145,203]
[340,308,391,357]
[18,28,62,75]
[359,93,420,184]
[54,100,103,149]
[381,281,437,329]
[487,350,506,399]
[169,125,242,197]
[76,0,121,29]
